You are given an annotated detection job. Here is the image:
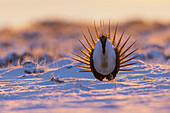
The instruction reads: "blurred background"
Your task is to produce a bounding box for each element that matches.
[0,0,170,27]
[0,0,170,67]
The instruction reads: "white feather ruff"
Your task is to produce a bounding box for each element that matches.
[93,39,116,75]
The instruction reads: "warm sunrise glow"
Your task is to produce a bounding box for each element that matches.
[0,1,169,113]
[0,0,170,28]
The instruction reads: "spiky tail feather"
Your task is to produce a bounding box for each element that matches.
[72,21,138,74]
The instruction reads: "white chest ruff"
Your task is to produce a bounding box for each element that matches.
[93,40,116,75]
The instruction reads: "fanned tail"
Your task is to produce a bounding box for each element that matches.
[72,21,139,74]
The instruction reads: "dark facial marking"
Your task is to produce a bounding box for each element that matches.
[100,36,107,54]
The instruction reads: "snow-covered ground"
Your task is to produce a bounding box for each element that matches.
[0,59,169,113]
[0,20,170,113]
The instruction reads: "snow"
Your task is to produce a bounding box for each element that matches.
[0,20,170,113]
[0,59,169,113]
